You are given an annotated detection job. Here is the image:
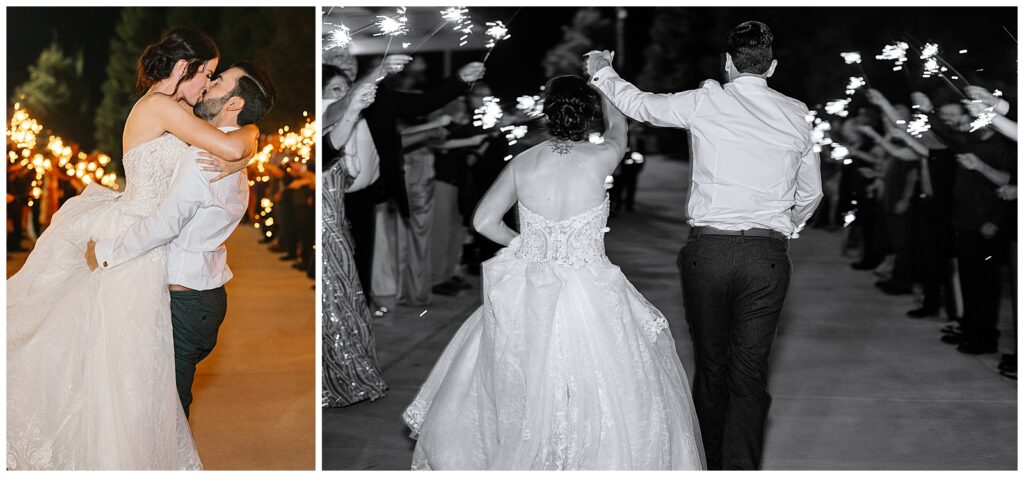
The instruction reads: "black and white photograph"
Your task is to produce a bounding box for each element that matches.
[320,5,1018,471]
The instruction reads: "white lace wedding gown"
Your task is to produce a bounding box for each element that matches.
[403,197,705,470]
[7,134,202,470]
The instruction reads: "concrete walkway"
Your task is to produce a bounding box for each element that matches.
[321,154,1015,470]
[7,225,316,470]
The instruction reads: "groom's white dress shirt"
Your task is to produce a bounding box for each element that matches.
[95,126,249,290]
[591,67,823,237]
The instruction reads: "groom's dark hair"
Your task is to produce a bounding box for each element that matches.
[725,21,774,75]
[229,61,277,125]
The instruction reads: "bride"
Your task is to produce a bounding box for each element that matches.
[402,75,705,470]
[7,27,256,470]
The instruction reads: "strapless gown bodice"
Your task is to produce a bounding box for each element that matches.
[514,198,610,268]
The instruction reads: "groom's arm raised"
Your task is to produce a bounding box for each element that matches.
[92,149,213,270]
[587,52,707,129]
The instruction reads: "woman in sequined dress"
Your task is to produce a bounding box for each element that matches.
[321,64,388,406]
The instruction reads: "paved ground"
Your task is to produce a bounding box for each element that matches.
[7,225,316,470]
[322,154,1016,471]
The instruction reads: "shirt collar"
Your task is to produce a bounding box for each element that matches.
[731,75,769,87]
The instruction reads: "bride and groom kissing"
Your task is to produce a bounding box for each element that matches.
[8,27,276,469]
[401,20,823,470]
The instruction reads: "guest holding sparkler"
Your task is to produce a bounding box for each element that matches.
[321,62,389,407]
[334,56,485,314]
[912,90,1016,355]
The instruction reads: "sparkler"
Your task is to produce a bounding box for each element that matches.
[876,42,909,71]
[825,98,852,118]
[906,113,931,137]
[482,20,511,63]
[515,94,544,118]
[473,96,503,130]
[840,51,862,65]
[324,24,352,50]
[845,77,866,96]
[969,110,996,132]
[830,144,850,161]
[410,7,474,54]
[501,124,528,147]
[374,7,409,80]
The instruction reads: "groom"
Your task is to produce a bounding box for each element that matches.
[86,61,277,417]
[587,21,822,469]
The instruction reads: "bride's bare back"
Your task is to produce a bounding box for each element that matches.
[513,140,619,221]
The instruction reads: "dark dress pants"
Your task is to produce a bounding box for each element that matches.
[679,232,792,470]
[170,287,228,418]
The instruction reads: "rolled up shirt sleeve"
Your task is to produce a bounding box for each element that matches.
[590,65,707,129]
[94,150,211,270]
[792,145,824,234]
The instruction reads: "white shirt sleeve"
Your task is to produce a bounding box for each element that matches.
[94,149,211,270]
[590,65,708,129]
[792,145,824,234]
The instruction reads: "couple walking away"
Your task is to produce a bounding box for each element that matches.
[7,27,277,470]
[402,21,823,470]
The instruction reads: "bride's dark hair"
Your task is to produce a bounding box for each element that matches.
[136,26,219,95]
[543,75,599,142]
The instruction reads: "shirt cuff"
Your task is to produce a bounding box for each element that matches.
[590,65,618,85]
[94,239,116,270]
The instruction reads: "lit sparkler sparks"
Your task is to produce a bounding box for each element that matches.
[588,132,605,144]
[830,144,850,160]
[473,96,503,129]
[442,7,475,47]
[845,77,866,96]
[876,41,909,71]
[970,111,996,132]
[375,7,409,37]
[516,94,544,117]
[825,98,852,117]
[501,124,528,146]
[906,113,931,137]
[840,51,862,64]
[324,25,352,50]
[485,20,510,49]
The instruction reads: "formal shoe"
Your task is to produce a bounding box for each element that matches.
[941,332,966,345]
[956,341,998,355]
[907,307,939,318]
[449,276,473,290]
[279,254,297,261]
[941,323,962,335]
[432,282,460,296]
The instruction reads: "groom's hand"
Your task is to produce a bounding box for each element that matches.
[584,50,614,76]
[85,240,99,271]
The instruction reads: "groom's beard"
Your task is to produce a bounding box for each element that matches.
[194,93,230,121]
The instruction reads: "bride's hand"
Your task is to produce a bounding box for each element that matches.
[197,151,250,183]
[85,240,99,271]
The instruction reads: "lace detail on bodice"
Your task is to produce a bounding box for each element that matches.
[514,197,610,268]
[117,134,188,216]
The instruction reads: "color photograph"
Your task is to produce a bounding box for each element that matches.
[6,6,316,470]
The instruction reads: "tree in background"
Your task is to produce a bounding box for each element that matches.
[93,7,165,172]
[13,41,91,147]
[542,8,614,78]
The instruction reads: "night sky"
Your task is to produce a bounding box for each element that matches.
[7,7,120,111]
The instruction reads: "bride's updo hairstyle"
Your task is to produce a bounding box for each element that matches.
[543,75,599,142]
[136,26,219,94]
